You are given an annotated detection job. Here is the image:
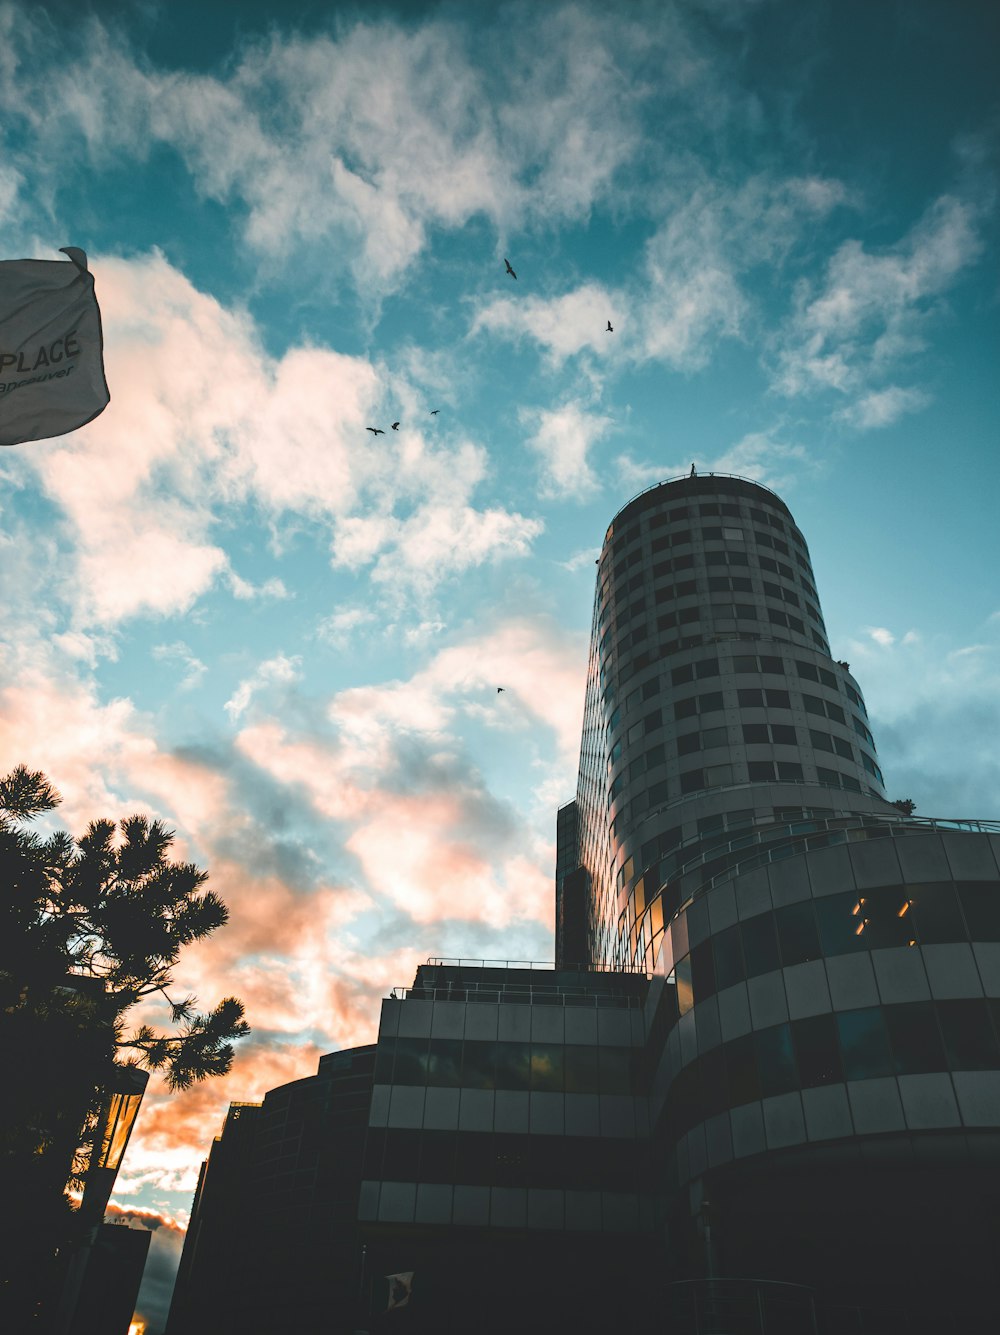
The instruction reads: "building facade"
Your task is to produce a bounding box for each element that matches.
[169,474,1000,1334]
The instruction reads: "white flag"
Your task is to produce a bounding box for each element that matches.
[0,247,110,446]
[385,1271,414,1309]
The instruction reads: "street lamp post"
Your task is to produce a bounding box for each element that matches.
[50,1066,149,1335]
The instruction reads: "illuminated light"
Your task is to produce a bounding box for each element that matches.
[897,901,910,917]
[854,919,866,936]
[851,902,861,916]
[908,939,917,947]
[129,1324,146,1335]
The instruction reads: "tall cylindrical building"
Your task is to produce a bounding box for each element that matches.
[558,472,893,972]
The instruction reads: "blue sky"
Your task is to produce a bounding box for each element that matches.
[1,1,998,1326]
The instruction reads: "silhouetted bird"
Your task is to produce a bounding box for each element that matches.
[606,321,613,332]
[497,687,505,694]
[504,258,517,280]
[430,409,440,415]
[391,422,400,431]
[367,427,385,436]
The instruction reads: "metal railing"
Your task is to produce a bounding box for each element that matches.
[390,979,643,1008]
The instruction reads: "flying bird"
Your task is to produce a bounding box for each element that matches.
[497,687,505,694]
[606,321,613,332]
[366,427,385,436]
[504,258,517,280]
[430,409,440,415]
[391,421,400,431]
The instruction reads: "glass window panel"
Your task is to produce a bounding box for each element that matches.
[530,1044,565,1092]
[495,1042,531,1090]
[836,1007,893,1080]
[938,1000,1000,1070]
[743,724,769,744]
[713,923,746,991]
[702,726,728,748]
[760,656,784,674]
[815,891,866,956]
[766,689,791,710]
[427,1038,463,1087]
[699,691,724,713]
[699,1045,729,1121]
[393,1036,430,1085]
[564,1045,600,1094]
[690,938,716,1002]
[957,881,1000,939]
[775,901,821,967]
[374,1037,395,1084]
[738,688,764,707]
[908,882,967,944]
[755,1023,799,1097]
[748,761,775,782]
[884,1003,946,1075]
[776,761,804,782]
[734,655,757,673]
[792,1014,843,1088]
[419,1131,456,1184]
[741,913,780,975]
[675,955,694,1015]
[677,732,700,755]
[725,1034,760,1106]
[771,724,797,745]
[599,1046,633,1095]
[382,1129,421,1180]
[855,885,914,949]
[461,1040,497,1089]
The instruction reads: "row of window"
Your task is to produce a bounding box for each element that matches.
[363,1128,644,1191]
[374,1037,638,1096]
[671,882,1000,1016]
[662,998,1000,1146]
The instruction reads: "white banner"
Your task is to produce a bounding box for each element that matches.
[0,246,110,446]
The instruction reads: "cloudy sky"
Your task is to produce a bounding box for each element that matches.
[1,0,998,1326]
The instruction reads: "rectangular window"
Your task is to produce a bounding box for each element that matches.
[713,924,746,991]
[760,655,784,674]
[741,912,780,973]
[696,657,720,678]
[957,881,1000,939]
[748,760,776,781]
[743,723,769,744]
[776,760,804,782]
[792,1014,843,1088]
[804,695,826,716]
[723,527,744,541]
[938,999,1000,1070]
[680,769,705,794]
[725,1033,760,1105]
[699,691,724,714]
[815,891,866,956]
[797,662,819,682]
[755,1023,799,1097]
[766,689,791,709]
[738,688,764,707]
[674,698,697,721]
[771,724,797,745]
[908,882,966,944]
[884,1003,946,1076]
[836,1007,893,1080]
[706,763,734,787]
[775,901,821,966]
[734,655,758,673]
[671,664,694,685]
[677,732,700,756]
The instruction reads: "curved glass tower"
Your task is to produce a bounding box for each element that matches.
[557,472,895,972]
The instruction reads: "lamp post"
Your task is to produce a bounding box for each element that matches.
[50,1065,149,1335]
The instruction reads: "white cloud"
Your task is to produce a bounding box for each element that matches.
[472,284,620,367]
[153,641,208,691]
[836,384,931,430]
[224,652,302,722]
[868,627,896,647]
[522,404,611,500]
[772,194,983,401]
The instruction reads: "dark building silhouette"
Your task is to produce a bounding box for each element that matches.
[169,475,1000,1333]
